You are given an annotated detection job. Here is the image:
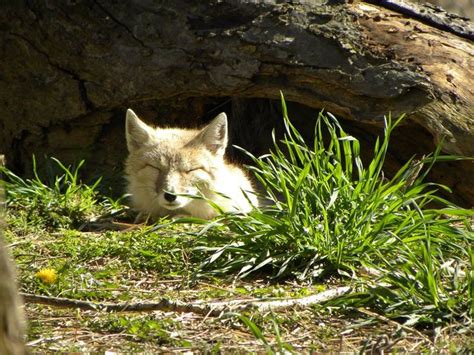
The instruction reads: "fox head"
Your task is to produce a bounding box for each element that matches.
[125,109,228,216]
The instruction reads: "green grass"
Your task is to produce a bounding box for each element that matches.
[1,157,200,301]
[1,157,123,230]
[1,98,473,352]
[238,313,295,353]
[192,94,473,328]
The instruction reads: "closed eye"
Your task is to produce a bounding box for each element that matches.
[186,167,205,173]
[145,163,161,171]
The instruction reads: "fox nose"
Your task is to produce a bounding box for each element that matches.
[164,192,177,202]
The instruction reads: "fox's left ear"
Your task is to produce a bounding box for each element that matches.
[196,112,228,156]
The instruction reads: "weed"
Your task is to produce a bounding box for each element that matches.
[88,314,186,345]
[239,314,295,354]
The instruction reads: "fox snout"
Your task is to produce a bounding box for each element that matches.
[158,188,188,210]
[163,192,177,202]
[155,172,197,210]
[157,174,187,198]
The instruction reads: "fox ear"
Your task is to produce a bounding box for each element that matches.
[196,112,228,156]
[125,109,153,151]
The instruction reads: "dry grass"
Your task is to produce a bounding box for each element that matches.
[22,276,471,353]
[4,201,472,353]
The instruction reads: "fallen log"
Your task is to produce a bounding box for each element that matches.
[0,0,472,204]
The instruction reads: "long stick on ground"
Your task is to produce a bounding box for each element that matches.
[21,286,350,316]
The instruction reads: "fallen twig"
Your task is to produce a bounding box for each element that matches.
[202,286,351,312]
[21,286,350,316]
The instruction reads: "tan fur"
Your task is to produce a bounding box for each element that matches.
[125,109,258,219]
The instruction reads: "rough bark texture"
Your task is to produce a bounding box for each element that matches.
[0,237,26,355]
[0,1,473,205]
[0,163,26,354]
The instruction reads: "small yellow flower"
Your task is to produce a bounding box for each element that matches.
[36,268,57,284]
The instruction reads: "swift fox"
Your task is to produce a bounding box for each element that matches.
[125,109,258,219]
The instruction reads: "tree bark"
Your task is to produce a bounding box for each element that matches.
[0,0,472,204]
[0,160,26,354]
[0,237,26,355]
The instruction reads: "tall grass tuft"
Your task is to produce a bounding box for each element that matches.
[0,157,120,229]
[195,94,473,325]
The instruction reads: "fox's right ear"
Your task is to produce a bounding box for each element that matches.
[125,109,153,151]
